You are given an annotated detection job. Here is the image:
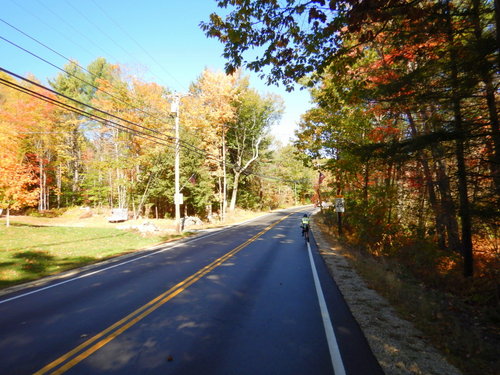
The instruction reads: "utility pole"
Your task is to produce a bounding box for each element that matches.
[171,94,182,233]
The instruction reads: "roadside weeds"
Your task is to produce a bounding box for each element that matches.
[311,216,465,375]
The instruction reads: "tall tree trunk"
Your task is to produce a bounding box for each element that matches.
[71,127,81,204]
[363,162,369,205]
[218,176,223,220]
[385,160,394,224]
[472,0,500,200]
[445,0,474,277]
[495,0,500,68]
[229,171,241,213]
[431,119,463,254]
[221,129,227,221]
[422,108,462,252]
[407,112,447,248]
[38,155,45,211]
[57,164,62,209]
[229,136,262,213]
[44,170,49,210]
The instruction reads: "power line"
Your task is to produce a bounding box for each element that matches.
[35,0,123,62]
[0,31,178,137]
[0,77,176,150]
[8,0,97,60]
[0,18,239,165]
[89,0,187,91]
[0,23,214,156]
[0,17,126,99]
[0,68,217,160]
[0,17,84,68]
[1,67,293,185]
[63,0,182,92]
[0,66,170,139]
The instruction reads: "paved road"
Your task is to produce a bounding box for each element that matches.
[0,209,383,374]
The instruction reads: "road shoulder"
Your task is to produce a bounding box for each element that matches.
[311,215,463,375]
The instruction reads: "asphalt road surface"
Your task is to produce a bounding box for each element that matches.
[0,208,384,375]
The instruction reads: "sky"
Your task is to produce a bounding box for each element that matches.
[1,0,313,143]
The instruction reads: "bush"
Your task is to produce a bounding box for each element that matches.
[24,208,68,218]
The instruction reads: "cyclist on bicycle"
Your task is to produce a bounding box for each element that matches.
[301,214,310,237]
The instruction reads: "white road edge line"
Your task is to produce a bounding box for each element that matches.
[307,241,346,375]
[0,210,292,305]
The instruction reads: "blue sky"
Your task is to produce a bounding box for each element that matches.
[1,0,312,143]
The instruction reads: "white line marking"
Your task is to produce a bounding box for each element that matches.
[307,241,346,375]
[0,211,287,305]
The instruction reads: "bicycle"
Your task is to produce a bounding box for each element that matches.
[302,223,310,243]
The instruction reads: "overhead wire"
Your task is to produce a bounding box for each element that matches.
[1,70,302,185]
[62,0,182,93]
[8,0,98,60]
[1,11,244,169]
[0,66,175,141]
[0,67,221,161]
[0,31,179,137]
[1,4,299,186]
[0,22,215,156]
[35,0,123,63]
[89,0,187,91]
[0,77,177,151]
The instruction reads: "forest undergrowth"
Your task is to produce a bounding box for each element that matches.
[316,211,499,375]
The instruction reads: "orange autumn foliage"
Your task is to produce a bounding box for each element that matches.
[0,73,57,213]
[0,153,39,211]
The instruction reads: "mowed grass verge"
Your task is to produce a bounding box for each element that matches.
[0,223,176,289]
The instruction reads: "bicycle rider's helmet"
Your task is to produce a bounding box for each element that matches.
[303,214,308,217]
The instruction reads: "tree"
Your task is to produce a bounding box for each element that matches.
[0,72,58,213]
[49,60,96,204]
[227,86,283,211]
[266,144,316,205]
[92,68,174,210]
[0,73,41,224]
[201,0,430,89]
[183,68,240,220]
[0,154,39,226]
[216,0,500,278]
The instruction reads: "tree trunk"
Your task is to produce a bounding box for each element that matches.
[495,0,500,68]
[44,169,49,210]
[38,155,45,211]
[385,160,394,224]
[218,175,223,220]
[434,154,462,252]
[421,108,462,252]
[445,0,474,277]
[407,112,447,248]
[228,134,262,213]
[221,129,227,221]
[229,171,241,212]
[57,164,62,209]
[108,170,114,208]
[472,0,500,201]
[363,162,369,205]
[71,127,81,204]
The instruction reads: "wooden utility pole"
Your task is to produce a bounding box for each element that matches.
[171,94,182,233]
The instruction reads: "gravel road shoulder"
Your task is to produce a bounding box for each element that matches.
[312,218,463,375]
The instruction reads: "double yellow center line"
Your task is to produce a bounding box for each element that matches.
[35,213,293,375]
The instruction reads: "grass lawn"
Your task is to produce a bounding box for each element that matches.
[0,208,270,290]
[0,223,175,289]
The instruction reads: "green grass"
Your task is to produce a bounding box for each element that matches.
[0,223,177,289]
